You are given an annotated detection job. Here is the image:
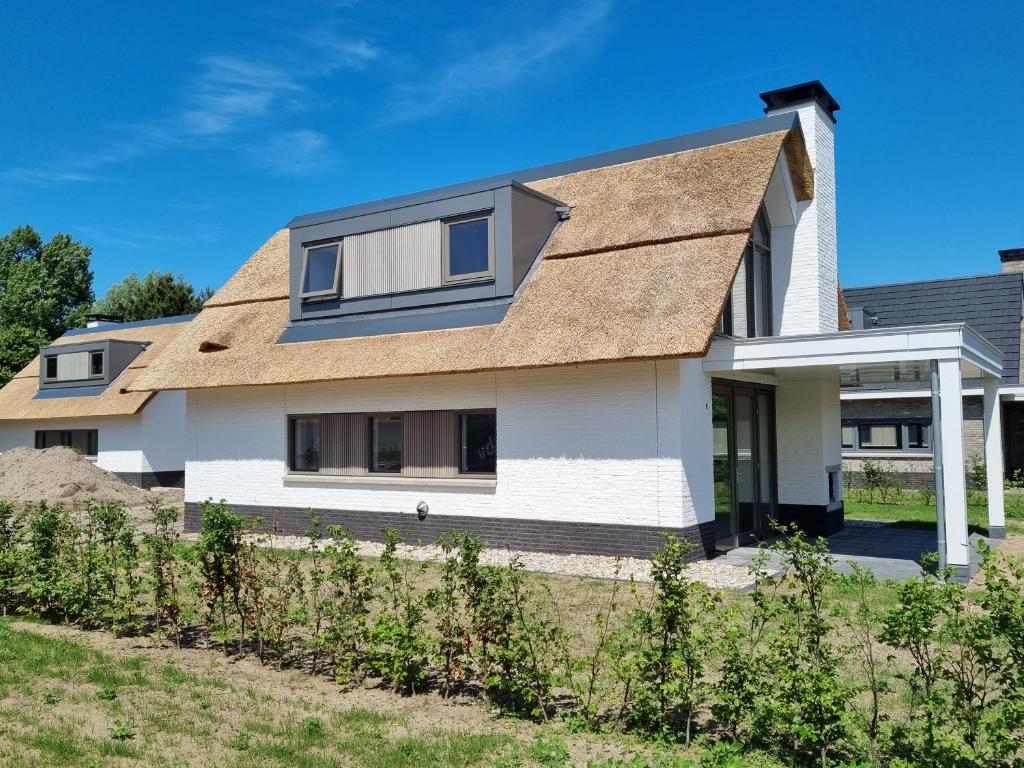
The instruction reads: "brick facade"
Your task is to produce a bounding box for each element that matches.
[184,501,717,561]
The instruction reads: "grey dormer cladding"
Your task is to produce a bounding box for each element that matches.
[37,339,149,394]
[287,181,564,324]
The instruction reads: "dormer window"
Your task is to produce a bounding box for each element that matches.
[90,351,104,377]
[300,242,342,299]
[443,213,493,283]
[45,356,58,380]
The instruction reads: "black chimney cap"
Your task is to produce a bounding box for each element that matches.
[759,81,840,123]
[999,248,1024,263]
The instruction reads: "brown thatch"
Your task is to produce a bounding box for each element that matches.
[837,282,852,331]
[129,125,813,393]
[0,321,188,421]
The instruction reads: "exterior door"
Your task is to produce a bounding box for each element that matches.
[713,382,777,550]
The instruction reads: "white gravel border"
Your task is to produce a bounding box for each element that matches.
[242,533,759,590]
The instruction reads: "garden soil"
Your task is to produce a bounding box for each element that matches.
[0,446,183,522]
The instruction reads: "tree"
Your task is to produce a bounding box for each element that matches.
[0,225,94,387]
[92,271,212,322]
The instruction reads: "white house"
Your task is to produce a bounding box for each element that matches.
[0,315,191,488]
[130,82,1006,579]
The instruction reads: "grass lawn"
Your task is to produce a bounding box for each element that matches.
[843,489,1024,535]
[0,564,913,768]
[0,618,549,768]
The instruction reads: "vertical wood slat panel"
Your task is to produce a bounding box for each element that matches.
[320,413,367,476]
[342,220,442,298]
[403,410,458,478]
[342,413,368,476]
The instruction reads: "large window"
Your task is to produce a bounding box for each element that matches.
[720,205,772,338]
[287,409,497,478]
[288,415,321,472]
[369,414,403,473]
[34,429,99,457]
[443,213,493,283]
[460,412,497,474]
[300,242,342,299]
[842,419,931,452]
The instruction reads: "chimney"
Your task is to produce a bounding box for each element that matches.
[84,313,125,329]
[999,248,1024,276]
[759,81,841,334]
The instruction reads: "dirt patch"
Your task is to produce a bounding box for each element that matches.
[0,446,182,524]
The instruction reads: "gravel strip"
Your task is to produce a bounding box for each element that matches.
[242,533,759,590]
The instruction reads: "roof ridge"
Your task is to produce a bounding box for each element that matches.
[844,271,1020,292]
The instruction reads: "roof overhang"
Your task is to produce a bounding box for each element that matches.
[703,323,1003,381]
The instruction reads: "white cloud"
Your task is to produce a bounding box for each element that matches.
[244,129,337,175]
[379,0,615,125]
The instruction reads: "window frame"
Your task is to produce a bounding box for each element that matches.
[457,409,497,477]
[718,205,772,338]
[858,423,901,450]
[368,413,404,474]
[44,356,58,381]
[442,211,495,285]
[298,241,343,300]
[89,350,105,378]
[287,414,322,473]
[842,419,933,453]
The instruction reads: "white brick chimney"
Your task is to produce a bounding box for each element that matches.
[761,81,841,334]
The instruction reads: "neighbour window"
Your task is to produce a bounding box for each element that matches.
[842,419,932,452]
[34,429,98,456]
[443,213,493,283]
[45,356,58,379]
[858,424,899,449]
[369,414,403,473]
[289,415,321,472]
[300,242,342,299]
[907,423,930,449]
[720,205,772,338]
[90,351,104,377]
[460,412,497,475]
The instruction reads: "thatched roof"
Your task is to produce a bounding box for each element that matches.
[131,125,812,392]
[0,320,189,421]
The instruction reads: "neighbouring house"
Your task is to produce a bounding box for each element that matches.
[842,253,1024,488]
[128,81,1007,579]
[0,315,193,488]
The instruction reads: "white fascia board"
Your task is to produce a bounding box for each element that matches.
[703,323,1004,377]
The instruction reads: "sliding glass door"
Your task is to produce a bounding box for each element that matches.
[712,382,777,549]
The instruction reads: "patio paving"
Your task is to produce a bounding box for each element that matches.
[720,519,993,581]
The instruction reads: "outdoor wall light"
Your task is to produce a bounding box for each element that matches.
[416,501,429,521]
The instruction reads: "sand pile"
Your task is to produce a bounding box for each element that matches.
[0,447,182,517]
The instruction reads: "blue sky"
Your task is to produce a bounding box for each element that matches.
[1,1,1022,298]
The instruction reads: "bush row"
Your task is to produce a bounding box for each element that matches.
[1,499,1024,766]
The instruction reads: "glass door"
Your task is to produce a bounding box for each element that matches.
[713,382,777,550]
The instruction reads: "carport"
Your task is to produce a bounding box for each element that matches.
[703,323,1004,580]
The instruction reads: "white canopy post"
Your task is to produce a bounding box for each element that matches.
[936,357,971,578]
[983,375,1006,539]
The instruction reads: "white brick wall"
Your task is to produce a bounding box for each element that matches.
[186,361,709,528]
[768,102,840,335]
[775,372,842,506]
[0,391,186,476]
[0,415,143,474]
